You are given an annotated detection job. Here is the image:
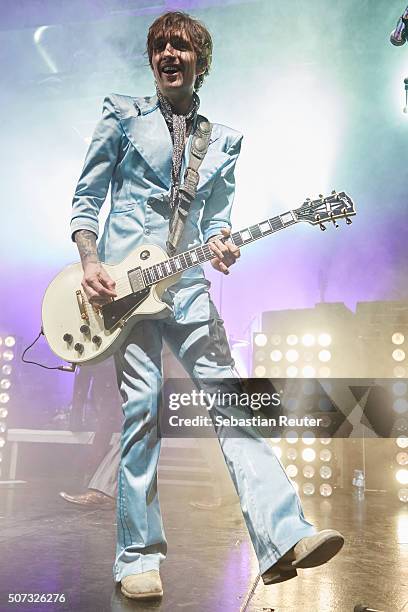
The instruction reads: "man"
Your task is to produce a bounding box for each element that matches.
[70,10,344,601]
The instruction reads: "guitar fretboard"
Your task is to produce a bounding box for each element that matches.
[141,210,297,287]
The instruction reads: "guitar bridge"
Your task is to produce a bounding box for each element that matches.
[76,290,89,322]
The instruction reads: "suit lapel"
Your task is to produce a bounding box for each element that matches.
[120,104,173,189]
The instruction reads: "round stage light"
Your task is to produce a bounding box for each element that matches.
[320,465,332,479]
[0,408,8,419]
[254,365,266,378]
[320,438,332,445]
[4,336,16,348]
[1,365,11,376]
[270,437,281,444]
[0,393,9,404]
[396,469,408,485]
[287,447,298,460]
[286,464,298,478]
[392,349,406,362]
[0,338,2,346]
[2,350,14,362]
[0,422,6,434]
[270,334,282,346]
[303,482,315,496]
[286,334,298,346]
[286,349,299,363]
[397,436,408,449]
[270,350,283,362]
[0,437,5,448]
[273,446,282,460]
[286,431,298,444]
[303,465,315,478]
[398,488,408,503]
[318,333,332,347]
[396,452,408,466]
[318,366,331,378]
[393,382,408,396]
[302,365,316,378]
[318,350,331,363]
[320,449,332,462]
[302,334,315,347]
[393,399,408,415]
[0,451,3,462]
[394,418,408,433]
[255,350,266,362]
[302,448,316,462]
[392,332,405,345]
[0,379,10,390]
[320,483,333,497]
[302,431,316,445]
[254,334,268,347]
[286,366,298,378]
[270,366,281,377]
[394,366,406,378]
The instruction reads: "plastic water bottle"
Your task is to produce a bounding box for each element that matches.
[352,469,365,500]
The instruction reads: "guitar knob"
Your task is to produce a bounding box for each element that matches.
[63,333,73,344]
[74,343,84,354]
[92,335,102,347]
[80,324,90,335]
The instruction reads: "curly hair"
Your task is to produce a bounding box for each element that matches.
[146,11,213,90]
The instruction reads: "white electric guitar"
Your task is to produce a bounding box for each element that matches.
[42,191,356,366]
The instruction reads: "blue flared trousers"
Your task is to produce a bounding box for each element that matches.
[113,301,315,581]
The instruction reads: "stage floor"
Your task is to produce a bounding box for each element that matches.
[0,479,407,612]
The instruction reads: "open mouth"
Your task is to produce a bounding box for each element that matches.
[161,64,182,76]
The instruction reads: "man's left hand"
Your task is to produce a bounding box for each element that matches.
[208,228,240,275]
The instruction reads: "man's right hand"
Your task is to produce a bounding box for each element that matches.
[74,229,117,305]
[82,262,117,306]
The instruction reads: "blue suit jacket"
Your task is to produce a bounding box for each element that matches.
[71,93,242,322]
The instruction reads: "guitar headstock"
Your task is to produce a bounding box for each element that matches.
[294,191,356,230]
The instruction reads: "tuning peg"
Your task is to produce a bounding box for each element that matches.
[330,212,339,228]
[345,217,352,225]
[319,223,326,231]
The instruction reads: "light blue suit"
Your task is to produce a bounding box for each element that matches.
[71,93,315,581]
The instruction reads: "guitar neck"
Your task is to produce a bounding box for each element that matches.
[141,209,298,287]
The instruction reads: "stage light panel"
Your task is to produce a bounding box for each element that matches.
[396,469,408,485]
[397,436,408,449]
[286,349,299,363]
[398,488,408,503]
[320,466,332,479]
[318,333,332,347]
[396,452,408,466]
[303,465,315,478]
[320,449,332,462]
[302,334,315,347]
[392,333,405,345]
[303,482,315,495]
[302,366,316,377]
[302,431,316,445]
[392,349,406,362]
[254,365,266,377]
[254,333,268,347]
[302,448,316,462]
[320,483,333,497]
[286,464,298,478]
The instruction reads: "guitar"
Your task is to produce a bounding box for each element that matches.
[42,191,356,366]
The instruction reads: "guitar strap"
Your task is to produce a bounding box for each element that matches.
[166,117,213,256]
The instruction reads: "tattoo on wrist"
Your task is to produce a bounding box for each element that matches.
[74,230,99,265]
